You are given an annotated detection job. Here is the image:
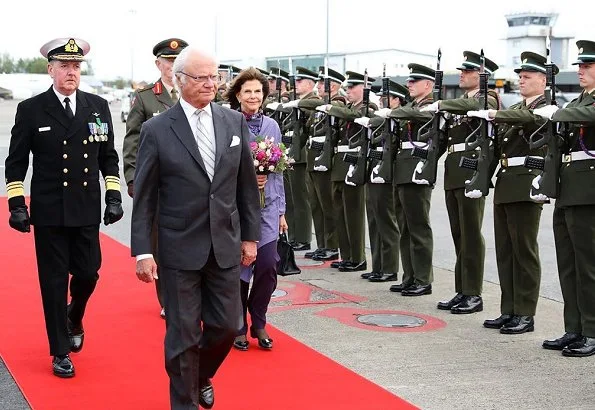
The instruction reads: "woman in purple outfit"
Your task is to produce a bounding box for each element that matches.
[224,68,287,350]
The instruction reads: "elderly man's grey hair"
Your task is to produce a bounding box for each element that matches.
[171,46,219,89]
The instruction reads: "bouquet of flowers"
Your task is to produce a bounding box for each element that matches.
[250,136,293,207]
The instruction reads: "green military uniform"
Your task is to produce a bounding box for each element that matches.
[389,63,435,294]
[483,52,554,332]
[366,81,410,282]
[122,38,187,312]
[328,71,378,271]
[545,40,595,356]
[436,52,499,311]
[303,67,346,260]
[284,67,319,248]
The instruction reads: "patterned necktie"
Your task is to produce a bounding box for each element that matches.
[64,97,74,119]
[171,88,178,103]
[195,109,216,181]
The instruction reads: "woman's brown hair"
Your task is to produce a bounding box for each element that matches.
[223,67,270,111]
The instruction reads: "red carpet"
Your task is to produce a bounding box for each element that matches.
[0,202,416,409]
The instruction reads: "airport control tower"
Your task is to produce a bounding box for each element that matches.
[504,12,573,69]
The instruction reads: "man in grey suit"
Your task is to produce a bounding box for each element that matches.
[131,46,261,409]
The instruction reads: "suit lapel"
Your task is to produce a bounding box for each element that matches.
[66,91,92,139]
[155,80,174,109]
[211,103,232,170]
[169,103,207,174]
[43,87,70,129]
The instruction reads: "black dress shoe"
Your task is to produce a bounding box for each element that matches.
[451,295,483,314]
[401,284,432,296]
[67,319,85,353]
[312,249,339,261]
[389,281,413,292]
[369,273,399,282]
[233,335,249,351]
[291,242,311,251]
[52,355,75,378]
[305,248,325,259]
[437,293,464,310]
[562,337,595,357]
[361,271,380,279]
[338,260,367,272]
[330,260,346,269]
[483,314,514,329]
[198,379,214,409]
[500,315,534,334]
[250,327,273,350]
[543,332,583,350]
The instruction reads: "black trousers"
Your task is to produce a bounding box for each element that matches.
[161,249,241,410]
[33,225,100,356]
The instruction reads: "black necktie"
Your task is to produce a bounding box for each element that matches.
[64,97,74,119]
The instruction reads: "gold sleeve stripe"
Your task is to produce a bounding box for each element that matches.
[6,181,25,199]
[104,176,121,191]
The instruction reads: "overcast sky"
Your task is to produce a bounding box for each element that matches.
[0,0,592,82]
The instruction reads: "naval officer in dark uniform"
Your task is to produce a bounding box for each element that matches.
[5,37,123,377]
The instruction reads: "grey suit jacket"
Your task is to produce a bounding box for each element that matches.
[131,101,261,270]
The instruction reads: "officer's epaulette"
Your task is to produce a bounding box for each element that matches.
[509,102,523,110]
[138,83,155,93]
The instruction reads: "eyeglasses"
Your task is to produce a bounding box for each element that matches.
[178,71,221,84]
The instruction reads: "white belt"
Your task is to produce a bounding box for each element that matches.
[376,147,383,151]
[284,131,294,137]
[310,136,325,143]
[562,151,595,162]
[447,142,482,154]
[337,145,360,153]
[500,156,536,167]
[400,141,426,150]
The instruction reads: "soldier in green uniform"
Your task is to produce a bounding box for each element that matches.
[301,67,346,261]
[281,66,320,251]
[533,40,595,357]
[319,71,378,272]
[467,51,553,332]
[356,80,409,282]
[265,67,290,107]
[388,64,435,295]
[422,51,499,311]
[122,37,188,318]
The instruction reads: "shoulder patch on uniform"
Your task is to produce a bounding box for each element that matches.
[138,84,154,93]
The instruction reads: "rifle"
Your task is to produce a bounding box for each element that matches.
[344,69,371,186]
[458,49,496,198]
[285,59,305,162]
[369,64,394,183]
[311,63,334,172]
[523,31,562,199]
[411,48,444,185]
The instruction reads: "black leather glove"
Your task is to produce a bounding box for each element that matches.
[127,182,134,198]
[9,205,31,233]
[103,191,124,226]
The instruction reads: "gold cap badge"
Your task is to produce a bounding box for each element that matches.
[579,47,584,54]
[170,40,178,49]
[65,39,79,53]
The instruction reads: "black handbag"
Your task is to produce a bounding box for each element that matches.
[277,233,301,276]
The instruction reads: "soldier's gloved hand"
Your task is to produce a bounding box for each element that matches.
[374,108,392,118]
[9,205,31,233]
[103,191,124,226]
[315,104,332,113]
[420,101,440,113]
[127,182,134,198]
[354,117,371,128]
[266,102,282,111]
[533,105,559,120]
[467,110,496,121]
[282,100,299,109]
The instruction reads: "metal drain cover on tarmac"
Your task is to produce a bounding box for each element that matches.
[356,313,426,328]
[271,289,287,298]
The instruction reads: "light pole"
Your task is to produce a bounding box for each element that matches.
[129,9,137,85]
